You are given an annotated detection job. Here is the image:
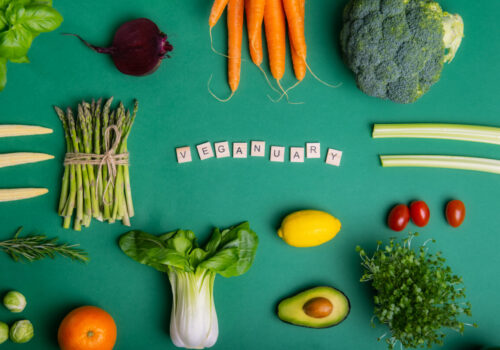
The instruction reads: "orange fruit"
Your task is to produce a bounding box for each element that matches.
[58,306,117,350]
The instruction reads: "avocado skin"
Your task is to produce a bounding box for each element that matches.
[276,286,351,328]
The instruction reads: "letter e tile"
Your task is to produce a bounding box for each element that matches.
[197,142,214,160]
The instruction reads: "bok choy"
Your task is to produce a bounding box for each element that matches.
[119,222,259,349]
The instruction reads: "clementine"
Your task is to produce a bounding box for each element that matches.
[58,306,117,350]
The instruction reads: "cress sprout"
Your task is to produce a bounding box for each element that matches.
[3,291,26,313]
[9,320,34,344]
[0,322,8,344]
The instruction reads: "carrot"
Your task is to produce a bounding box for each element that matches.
[284,0,339,89]
[264,0,287,84]
[209,0,230,28]
[288,0,306,81]
[227,0,244,93]
[245,0,266,66]
[283,0,306,60]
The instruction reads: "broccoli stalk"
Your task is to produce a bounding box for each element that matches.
[442,13,464,63]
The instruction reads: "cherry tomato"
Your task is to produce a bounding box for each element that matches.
[409,200,430,227]
[387,204,410,231]
[446,200,466,227]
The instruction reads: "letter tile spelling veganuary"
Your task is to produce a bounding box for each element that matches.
[270,146,285,162]
[196,142,214,160]
[306,143,321,159]
[325,148,343,166]
[232,142,248,158]
[176,146,192,163]
[251,141,266,157]
[290,147,305,163]
[214,141,230,158]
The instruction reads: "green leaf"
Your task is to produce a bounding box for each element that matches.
[203,227,222,255]
[198,247,238,273]
[164,230,197,255]
[0,57,7,91]
[14,5,62,33]
[9,55,28,63]
[119,230,193,273]
[119,223,258,278]
[0,26,32,59]
[0,0,10,10]
[200,222,259,277]
[188,247,208,268]
[0,10,7,31]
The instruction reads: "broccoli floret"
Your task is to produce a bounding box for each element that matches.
[340,0,464,104]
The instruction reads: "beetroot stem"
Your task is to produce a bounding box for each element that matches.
[63,33,115,54]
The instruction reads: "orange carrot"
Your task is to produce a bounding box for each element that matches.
[283,0,306,60]
[227,0,244,92]
[209,0,230,28]
[264,0,287,82]
[289,0,306,80]
[245,0,266,66]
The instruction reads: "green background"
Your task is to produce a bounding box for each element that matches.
[1,0,499,349]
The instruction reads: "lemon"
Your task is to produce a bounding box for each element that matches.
[277,210,341,247]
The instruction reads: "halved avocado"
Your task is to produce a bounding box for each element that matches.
[277,286,350,328]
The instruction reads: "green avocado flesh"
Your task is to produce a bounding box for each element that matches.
[277,286,350,328]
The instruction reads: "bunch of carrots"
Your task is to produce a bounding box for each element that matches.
[209,0,307,99]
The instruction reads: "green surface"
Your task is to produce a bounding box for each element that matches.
[0,0,499,349]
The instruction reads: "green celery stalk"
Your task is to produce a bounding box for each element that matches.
[380,155,500,175]
[373,123,500,145]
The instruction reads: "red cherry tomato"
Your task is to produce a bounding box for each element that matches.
[409,200,430,227]
[446,200,466,227]
[387,204,410,231]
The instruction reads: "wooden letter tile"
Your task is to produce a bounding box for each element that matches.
[306,142,321,158]
[251,141,266,157]
[290,147,305,163]
[325,148,343,166]
[196,142,214,160]
[233,142,248,158]
[270,146,285,162]
[176,146,192,163]
[215,141,230,158]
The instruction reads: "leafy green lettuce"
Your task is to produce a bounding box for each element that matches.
[0,0,62,91]
[119,222,259,349]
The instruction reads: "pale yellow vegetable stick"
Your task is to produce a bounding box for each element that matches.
[0,153,54,168]
[0,125,53,138]
[0,188,49,202]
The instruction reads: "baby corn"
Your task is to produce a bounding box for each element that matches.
[0,188,48,202]
[0,152,54,168]
[0,125,53,138]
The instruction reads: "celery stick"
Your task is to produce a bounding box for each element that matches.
[373,123,500,145]
[380,155,500,175]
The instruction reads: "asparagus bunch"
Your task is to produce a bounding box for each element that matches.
[54,98,138,230]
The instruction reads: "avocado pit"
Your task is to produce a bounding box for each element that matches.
[303,297,333,318]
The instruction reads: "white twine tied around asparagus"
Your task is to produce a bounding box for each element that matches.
[64,125,129,204]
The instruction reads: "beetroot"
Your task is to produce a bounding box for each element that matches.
[67,18,173,76]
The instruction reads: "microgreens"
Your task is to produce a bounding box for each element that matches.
[356,233,476,349]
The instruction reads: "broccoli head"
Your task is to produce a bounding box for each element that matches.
[340,0,464,104]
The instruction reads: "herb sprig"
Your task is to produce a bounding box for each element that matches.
[0,0,63,91]
[0,227,89,263]
[357,233,476,349]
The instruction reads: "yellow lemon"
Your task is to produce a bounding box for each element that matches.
[277,210,341,247]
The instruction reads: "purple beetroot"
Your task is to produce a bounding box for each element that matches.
[67,18,173,76]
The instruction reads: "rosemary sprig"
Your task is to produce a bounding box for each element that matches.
[0,227,89,263]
